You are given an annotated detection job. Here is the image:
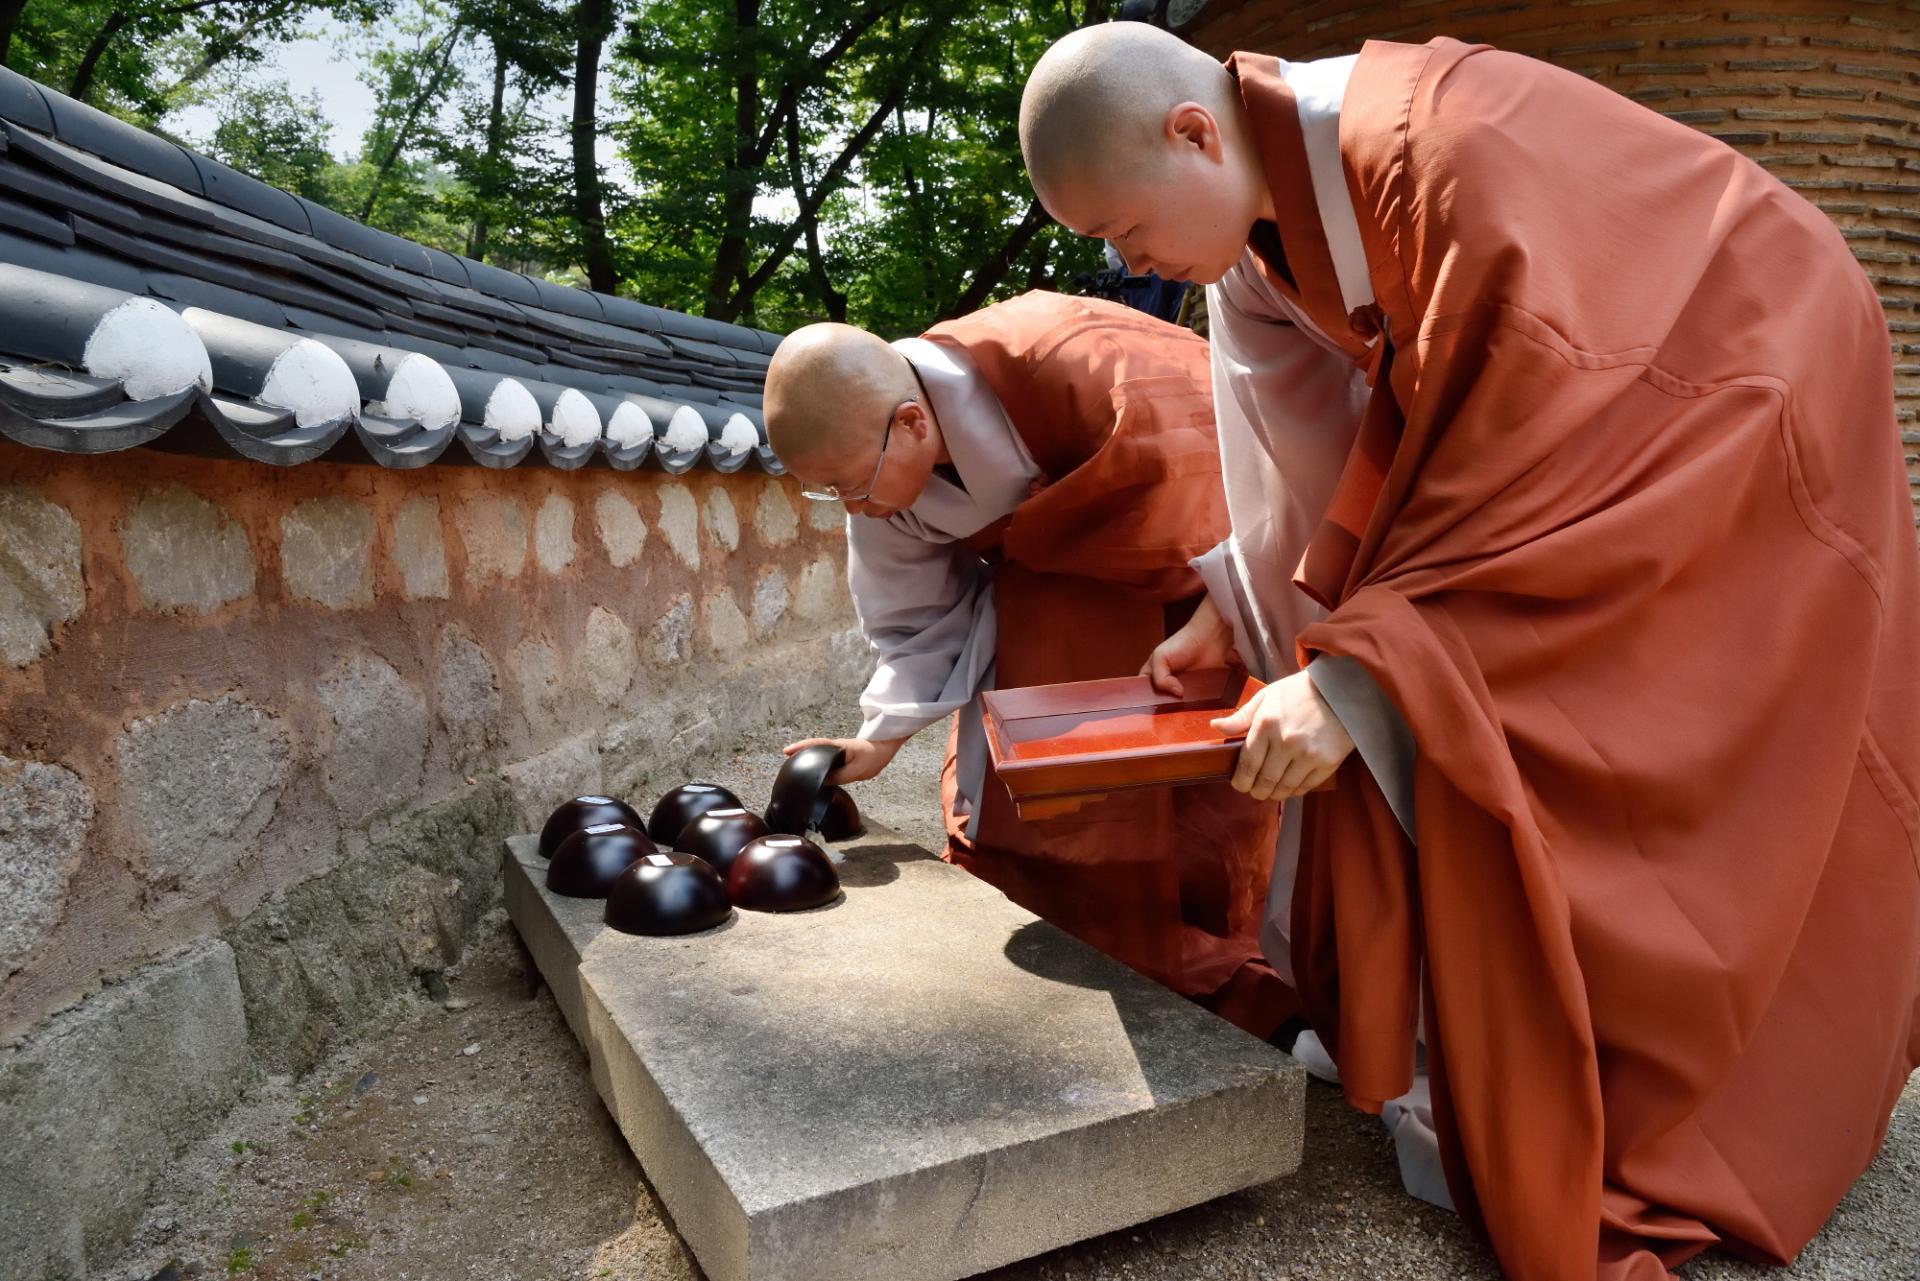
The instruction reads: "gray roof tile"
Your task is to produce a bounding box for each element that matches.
[0,69,784,475]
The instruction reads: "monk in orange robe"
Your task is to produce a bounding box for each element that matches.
[765,291,1295,1035]
[1021,24,1920,1281]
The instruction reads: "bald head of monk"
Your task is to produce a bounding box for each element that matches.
[1021,23,1272,285]
[763,322,945,520]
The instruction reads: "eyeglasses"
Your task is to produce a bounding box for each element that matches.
[800,399,911,503]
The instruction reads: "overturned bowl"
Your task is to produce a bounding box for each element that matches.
[765,746,866,840]
[813,785,864,841]
[540,794,643,859]
[547,822,655,898]
[648,782,744,847]
[726,835,842,913]
[674,807,770,880]
[605,851,731,936]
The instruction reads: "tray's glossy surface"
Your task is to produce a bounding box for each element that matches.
[982,668,1263,819]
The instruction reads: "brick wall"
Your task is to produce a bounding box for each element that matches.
[1178,0,1920,529]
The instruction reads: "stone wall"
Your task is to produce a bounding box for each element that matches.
[0,441,867,1281]
[1178,0,1920,529]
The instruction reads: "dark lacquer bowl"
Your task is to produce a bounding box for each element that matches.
[726,835,842,912]
[764,746,865,840]
[547,822,655,898]
[648,782,744,847]
[604,851,731,936]
[674,807,770,880]
[539,794,644,859]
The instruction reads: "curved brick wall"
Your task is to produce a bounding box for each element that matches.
[1178,0,1920,528]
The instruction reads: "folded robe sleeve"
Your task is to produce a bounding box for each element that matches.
[1194,254,1372,684]
[847,512,996,743]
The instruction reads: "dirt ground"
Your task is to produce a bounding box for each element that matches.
[109,727,1920,1281]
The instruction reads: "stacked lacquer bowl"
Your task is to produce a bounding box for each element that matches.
[534,745,863,937]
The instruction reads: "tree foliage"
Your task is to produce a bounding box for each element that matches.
[2,0,1109,333]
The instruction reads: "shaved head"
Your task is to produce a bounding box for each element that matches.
[1019,23,1269,286]
[1020,23,1235,198]
[763,323,916,473]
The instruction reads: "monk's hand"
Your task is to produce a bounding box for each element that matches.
[1142,594,1237,696]
[780,736,908,785]
[1209,671,1355,803]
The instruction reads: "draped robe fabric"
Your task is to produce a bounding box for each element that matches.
[1212,37,1920,1281]
[845,292,1294,1034]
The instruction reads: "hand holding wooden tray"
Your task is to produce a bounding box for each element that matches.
[982,667,1270,820]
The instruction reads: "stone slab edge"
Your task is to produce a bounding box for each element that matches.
[505,834,1304,1281]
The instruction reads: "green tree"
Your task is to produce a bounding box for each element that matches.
[9,0,1117,335]
[439,0,570,261]
[202,79,336,200]
[612,0,1105,333]
[5,0,384,119]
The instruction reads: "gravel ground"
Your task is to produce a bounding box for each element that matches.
[108,723,1920,1281]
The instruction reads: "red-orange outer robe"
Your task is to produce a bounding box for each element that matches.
[923,293,1293,1034]
[1230,38,1920,1280]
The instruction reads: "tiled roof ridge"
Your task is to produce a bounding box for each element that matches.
[0,66,787,475]
[0,65,782,357]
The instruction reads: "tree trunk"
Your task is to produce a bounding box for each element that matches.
[68,11,131,103]
[359,24,464,223]
[468,38,510,261]
[944,198,1050,319]
[160,3,280,101]
[0,0,31,66]
[572,0,619,295]
[784,110,846,321]
[720,9,953,319]
[702,0,760,320]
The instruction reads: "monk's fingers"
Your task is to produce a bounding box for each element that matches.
[1230,733,1275,794]
[1300,760,1342,796]
[1242,732,1303,801]
[1271,757,1336,802]
[1248,751,1312,803]
[1145,647,1185,697]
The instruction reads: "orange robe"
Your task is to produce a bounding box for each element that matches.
[1225,39,1920,1280]
[903,293,1293,1034]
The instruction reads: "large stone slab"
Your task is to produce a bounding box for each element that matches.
[504,825,1304,1281]
[0,940,253,1281]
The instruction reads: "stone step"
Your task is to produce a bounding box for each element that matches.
[503,826,1303,1281]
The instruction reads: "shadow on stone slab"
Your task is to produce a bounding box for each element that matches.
[1003,919,1229,1107]
[829,840,920,889]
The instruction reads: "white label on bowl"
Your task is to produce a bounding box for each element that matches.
[580,795,613,804]
[683,784,715,793]
[766,838,803,848]
[647,854,674,867]
[709,808,747,817]
[586,823,626,835]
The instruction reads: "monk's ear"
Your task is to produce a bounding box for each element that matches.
[1166,101,1223,161]
[889,398,928,444]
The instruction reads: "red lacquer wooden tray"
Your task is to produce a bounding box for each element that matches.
[981,667,1263,819]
